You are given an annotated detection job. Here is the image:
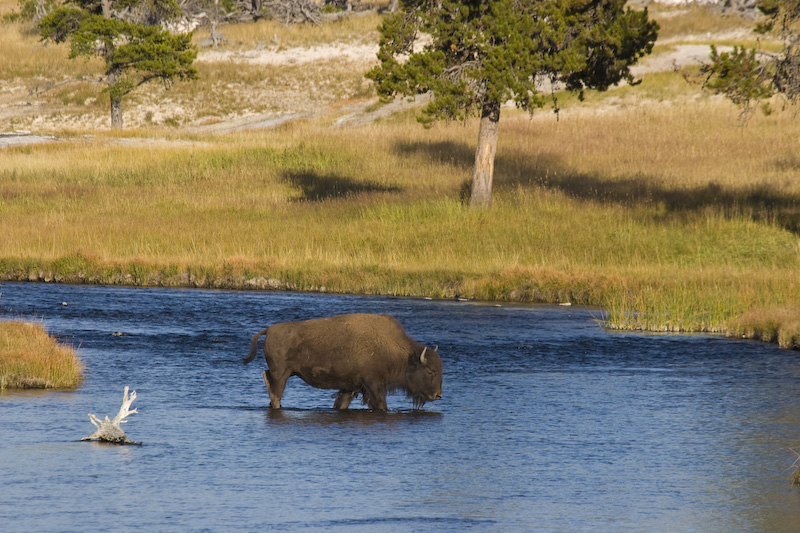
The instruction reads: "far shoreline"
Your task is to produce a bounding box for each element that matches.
[2,277,797,353]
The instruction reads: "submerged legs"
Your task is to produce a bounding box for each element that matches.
[333,390,356,410]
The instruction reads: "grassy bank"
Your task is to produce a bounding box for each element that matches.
[726,307,800,350]
[0,320,83,389]
[1,101,799,341]
[0,3,798,347]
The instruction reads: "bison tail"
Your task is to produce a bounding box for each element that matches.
[244,327,269,364]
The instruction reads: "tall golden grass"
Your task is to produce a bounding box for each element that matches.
[653,5,757,41]
[727,307,800,349]
[0,320,83,389]
[194,11,384,49]
[1,100,799,337]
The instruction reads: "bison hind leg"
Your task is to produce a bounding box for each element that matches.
[264,369,288,409]
[333,390,357,410]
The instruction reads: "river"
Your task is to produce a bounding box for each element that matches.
[1,282,799,531]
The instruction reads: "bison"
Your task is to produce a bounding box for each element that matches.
[244,313,443,410]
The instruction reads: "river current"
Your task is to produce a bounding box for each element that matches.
[1,282,799,531]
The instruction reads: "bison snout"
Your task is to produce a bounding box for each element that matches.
[433,393,442,401]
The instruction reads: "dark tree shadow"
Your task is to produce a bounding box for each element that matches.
[394,140,800,233]
[283,170,401,202]
[773,155,800,172]
[394,140,474,170]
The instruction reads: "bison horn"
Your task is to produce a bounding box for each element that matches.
[420,347,427,365]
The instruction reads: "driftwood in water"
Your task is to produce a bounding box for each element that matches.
[82,386,140,444]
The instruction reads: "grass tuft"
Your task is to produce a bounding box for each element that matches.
[727,307,800,349]
[0,320,84,390]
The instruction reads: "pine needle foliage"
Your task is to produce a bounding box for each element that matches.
[38,0,198,128]
[701,0,800,115]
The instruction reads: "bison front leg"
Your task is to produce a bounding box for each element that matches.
[362,384,388,411]
[333,390,356,410]
[263,369,288,409]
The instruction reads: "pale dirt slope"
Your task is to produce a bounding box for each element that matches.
[0,35,730,147]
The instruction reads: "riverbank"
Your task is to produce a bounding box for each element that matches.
[1,103,799,347]
[1,4,798,350]
[0,320,83,389]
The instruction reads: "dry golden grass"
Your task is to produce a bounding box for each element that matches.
[0,320,84,389]
[651,5,755,41]
[197,11,384,49]
[1,100,799,335]
[0,0,19,17]
[0,23,104,80]
[727,307,800,349]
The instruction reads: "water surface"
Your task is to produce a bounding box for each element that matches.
[1,282,799,531]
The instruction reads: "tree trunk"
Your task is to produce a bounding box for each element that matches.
[388,0,399,12]
[470,100,500,208]
[110,93,123,129]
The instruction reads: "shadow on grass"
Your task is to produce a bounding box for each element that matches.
[394,140,475,170]
[283,170,401,202]
[394,140,800,233]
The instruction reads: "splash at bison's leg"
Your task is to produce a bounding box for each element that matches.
[333,390,355,409]
[263,369,286,409]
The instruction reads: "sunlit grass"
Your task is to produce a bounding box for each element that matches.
[0,21,104,80]
[0,320,84,389]
[651,5,756,41]
[1,101,799,336]
[195,11,384,49]
[727,307,800,349]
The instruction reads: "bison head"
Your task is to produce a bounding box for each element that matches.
[406,346,443,409]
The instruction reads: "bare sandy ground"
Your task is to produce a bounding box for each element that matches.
[197,42,379,67]
[0,37,729,147]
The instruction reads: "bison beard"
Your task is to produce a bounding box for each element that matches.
[244,313,443,411]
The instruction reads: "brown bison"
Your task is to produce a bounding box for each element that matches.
[244,313,443,410]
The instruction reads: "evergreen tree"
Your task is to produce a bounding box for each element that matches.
[39,0,198,129]
[702,0,800,116]
[367,0,658,208]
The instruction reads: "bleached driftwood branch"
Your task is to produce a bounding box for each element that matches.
[82,386,140,444]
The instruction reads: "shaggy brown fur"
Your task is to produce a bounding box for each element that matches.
[245,313,442,410]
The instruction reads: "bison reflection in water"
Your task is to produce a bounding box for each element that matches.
[244,313,443,410]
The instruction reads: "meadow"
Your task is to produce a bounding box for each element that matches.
[0,1,798,346]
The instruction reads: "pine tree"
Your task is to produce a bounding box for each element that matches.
[701,0,800,116]
[39,0,198,129]
[367,0,658,208]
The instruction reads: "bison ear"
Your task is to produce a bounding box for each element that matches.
[420,346,427,365]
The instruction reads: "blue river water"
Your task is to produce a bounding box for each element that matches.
[1,282,800,531]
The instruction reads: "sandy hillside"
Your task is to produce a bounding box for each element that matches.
[0,14,739,145]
